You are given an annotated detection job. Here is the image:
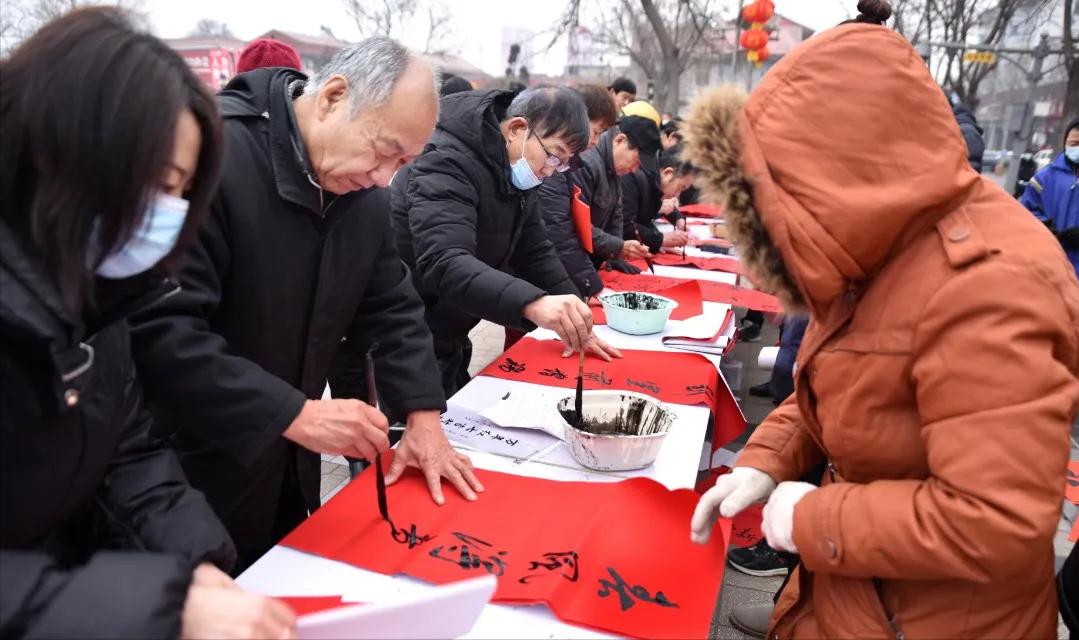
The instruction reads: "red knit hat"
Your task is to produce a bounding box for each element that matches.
[236,38,302,74]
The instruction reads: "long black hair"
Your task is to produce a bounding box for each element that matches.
[0,7,223,312]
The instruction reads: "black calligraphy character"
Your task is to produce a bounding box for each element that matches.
[626,378,662,394]
[583,371,613,386]
[388,520,434,549]
[492,434,505,442]
[539,367,568,381]
[518,551,579,585]
[498,358,527,374]
[684,384,715,401]
[734,528,756,542]
[429,532,509,577]
[505,438,518,447]
[596,567,679,612]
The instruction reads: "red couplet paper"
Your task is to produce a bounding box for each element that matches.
[1067,461,1079,505]
[679,203,724,218]
[281,463,731,639]
[591,279,704,324]
[277,595,353,616]
[602,270,782,313]
[1071,519,1078,543]
[631,253,746,275]
[570,185,594,254]
[477,338,747,449]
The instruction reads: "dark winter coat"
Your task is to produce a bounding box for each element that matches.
[129,68,445,567]
[621,167,681,253]
[390,89,578,342]
[538,128,625,297]
[952,104,985,173]
[0,221,235,638]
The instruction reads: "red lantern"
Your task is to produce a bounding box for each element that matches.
[742,0,775,25]
[756,46,771,62]
[739,27,769,51]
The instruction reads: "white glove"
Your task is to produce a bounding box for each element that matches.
[690,467,777,544]
[761,481,817,553]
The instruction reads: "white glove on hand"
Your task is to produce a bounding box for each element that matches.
[690,467,777,544]
[761,481,817,553]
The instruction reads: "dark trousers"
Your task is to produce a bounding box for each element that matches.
[1061,542,1079,637]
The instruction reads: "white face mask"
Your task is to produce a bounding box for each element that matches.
[1065,146,1079,164]
[94,193,189,279]
[509,128,543,190]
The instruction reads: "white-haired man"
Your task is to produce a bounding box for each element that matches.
[130,36,481,571]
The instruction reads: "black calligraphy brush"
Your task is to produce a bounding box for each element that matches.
[575,349,585,428]
[365,343,389,523]
[633,226,655,275]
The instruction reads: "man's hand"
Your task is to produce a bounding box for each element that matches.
[662,230,690,248]
[562,333,623,363]
[621,240,651,260]
[182,581,296,640]
[523,294,593,352]
[384,410,484,505]
[282,399,389,461]
[659,198,678,216]
[606,258,642,274]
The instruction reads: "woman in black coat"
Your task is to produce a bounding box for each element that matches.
[0,9,295,639]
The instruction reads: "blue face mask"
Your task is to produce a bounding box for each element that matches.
[95,193,189,279]
[1065,146,1079,164]
[509,128,543,190]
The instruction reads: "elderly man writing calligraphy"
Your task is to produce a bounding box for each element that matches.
[130,37,481,571]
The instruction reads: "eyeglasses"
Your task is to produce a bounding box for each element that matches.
[532,132,573,173]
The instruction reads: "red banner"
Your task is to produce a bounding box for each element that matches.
[601,271,782,313]
[281,463,732,639]
[591,279,703,323]
[277,596,353,616]
[570,185,594,254]
[478,338,747,449]
[631,253,746,275]
[679,203,724,218]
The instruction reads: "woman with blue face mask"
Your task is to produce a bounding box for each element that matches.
[0,8,296,639]
[1020,118,1079,278]
[391,86,622,396]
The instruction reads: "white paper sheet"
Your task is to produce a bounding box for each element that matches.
[440,406,559,458]
[297,575,497,640]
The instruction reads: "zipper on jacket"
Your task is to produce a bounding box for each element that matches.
[873,577,905,640]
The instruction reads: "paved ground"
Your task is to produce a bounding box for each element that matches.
[317,318,1076,639]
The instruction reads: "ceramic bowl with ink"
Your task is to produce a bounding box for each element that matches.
[556,391,674,471]
[598,292,678,336]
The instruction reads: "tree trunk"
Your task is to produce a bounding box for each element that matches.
[663,60,681,115]
[639,0,680,114]
[1064,56,1079,125]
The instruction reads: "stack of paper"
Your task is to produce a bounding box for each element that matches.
[661,307,737,356]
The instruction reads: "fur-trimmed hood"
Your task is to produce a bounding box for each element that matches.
[684,24,979,316]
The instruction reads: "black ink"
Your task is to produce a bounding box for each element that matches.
[733,527,756,542]
[539,367,569,381]
[626,378,662,394]
[501,391,511,400]
[582,371,613,386]
[388,519,434,549]
[429,532,509,576]
[596,567,679,612]
[498,358,526,374]
[518,551,579,584]
[685,384,715,400]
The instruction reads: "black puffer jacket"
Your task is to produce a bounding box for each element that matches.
[539,128,625,297]
[0,221,235,638]
[390,89,577,340]
[621,167,678,253]
[952,104,985,173]
[129,68,445,565]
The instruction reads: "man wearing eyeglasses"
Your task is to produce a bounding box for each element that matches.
[390,87,622,396]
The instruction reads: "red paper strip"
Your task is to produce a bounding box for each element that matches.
[591,279,704,324]
[478,338,747,449]
[570,185,594,254]
[277,595,353,616]
[679,203,724,218]
[631,253,745,275]
[601,270,782,313]
[1071,519,1078,543]
[281,463,732,639]
[730,504,765,549]
[1067,461,1079,505]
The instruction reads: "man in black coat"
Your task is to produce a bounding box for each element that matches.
[621,144,695,261]
[130,38,482,571]
[390,87,621,396]
[538,117,658,297]
[952,103,985,173]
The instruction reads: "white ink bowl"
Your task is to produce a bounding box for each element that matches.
[599,292,678,335]
[556,391,674,471]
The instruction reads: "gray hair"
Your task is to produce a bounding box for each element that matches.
[303,36,440,115]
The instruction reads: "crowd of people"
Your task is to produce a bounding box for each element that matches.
[0,0,1077,638]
